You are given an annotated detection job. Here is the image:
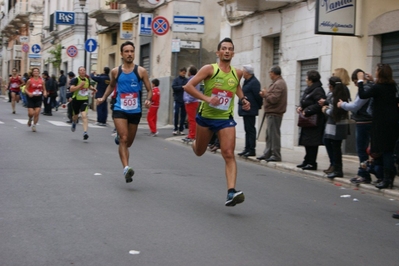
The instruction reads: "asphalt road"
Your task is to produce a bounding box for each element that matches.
[1,100,399,266]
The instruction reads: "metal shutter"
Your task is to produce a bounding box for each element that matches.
[300,59,319,97]
[140,44,150,119]
[381,31,399,83]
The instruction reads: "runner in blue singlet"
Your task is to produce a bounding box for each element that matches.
[96,41,152,184]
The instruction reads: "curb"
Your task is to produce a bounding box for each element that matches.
[171,137,399,201]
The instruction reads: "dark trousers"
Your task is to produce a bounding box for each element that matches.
[243,115,256,153]
[331,139,343,172]
[67,99,73,121]
[324,137,334,166]
[43,95,56,114]
[356,123,371,178]
[97,100,108,123]
[173,101,186,132]
[304,146,319,165]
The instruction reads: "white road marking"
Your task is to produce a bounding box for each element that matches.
[47,120,71,127]
[15,119,39,125]
[129,250,140,255]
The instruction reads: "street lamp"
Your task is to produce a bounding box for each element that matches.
[79,0,88,70]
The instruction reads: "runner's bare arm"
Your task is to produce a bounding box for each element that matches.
[183,64,213,103]
[234,69,250,111]
[139,66,152,102]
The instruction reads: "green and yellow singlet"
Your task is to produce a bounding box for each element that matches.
[199,63,239,119]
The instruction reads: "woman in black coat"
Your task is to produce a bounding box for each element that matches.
[296,70,326,170]
[357,64,399,189]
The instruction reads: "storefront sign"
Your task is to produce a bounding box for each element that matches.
[315,0,356,36]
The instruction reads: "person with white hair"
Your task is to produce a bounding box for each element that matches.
[237,64,263,157]
[257,65,287,162]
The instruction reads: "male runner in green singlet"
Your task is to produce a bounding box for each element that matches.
[183,37,251,207]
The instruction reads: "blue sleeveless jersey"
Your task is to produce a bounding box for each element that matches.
[114,70,143,114]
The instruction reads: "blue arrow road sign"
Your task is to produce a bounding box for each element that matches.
[85,39,97,53]
[173,16,204,25]
[31,44,41,54]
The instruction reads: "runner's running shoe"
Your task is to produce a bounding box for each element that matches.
[27,118,32,127]
[123,167,134,183]
[114,133,120,145]
[83,133,89,140]
[225,190,245,207]
[71,121,76,132]
[31,125,36,132]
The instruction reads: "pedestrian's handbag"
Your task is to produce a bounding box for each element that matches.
[297,113,317,128]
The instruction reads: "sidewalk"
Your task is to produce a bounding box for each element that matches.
[169,135,399,200]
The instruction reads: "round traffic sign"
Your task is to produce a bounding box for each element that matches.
[22,44,29,53]
[66,45,78,58]
[85,38,97,53]
[31,44,41,54]
[151,16,169,36]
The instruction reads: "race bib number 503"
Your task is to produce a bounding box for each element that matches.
[121,93,138,110]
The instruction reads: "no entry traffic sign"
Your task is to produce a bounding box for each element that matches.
[151,16,169,36]
[66,45,78,58]
[22,44,29,53]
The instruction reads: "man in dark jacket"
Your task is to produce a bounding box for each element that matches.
[90,67,110,126]
[257,66,287,162]
[66,71,76,123]
[42,71,57,116]
[172,67,188,135]
[238,65,263,157]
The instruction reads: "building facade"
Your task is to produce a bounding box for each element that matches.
[220,0,399,152]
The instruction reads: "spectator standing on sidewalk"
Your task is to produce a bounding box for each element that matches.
[147,78,160,136]
[57,70,67,107]
[322,76,350,179]
[90,67,110,126]
[183,66,200,141]
[65,71,76,123]
[237,64,262,157]
[337,68,373,184]
[357,64,399,189]
[42,71,57,116]
[296,70,326,171]
[256,66,287,162]
[172,67,188,135]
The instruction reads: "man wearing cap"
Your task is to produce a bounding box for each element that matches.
[257,66,287,162]
[237,64,263,157]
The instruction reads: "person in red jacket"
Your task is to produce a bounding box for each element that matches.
[147,79,160,136]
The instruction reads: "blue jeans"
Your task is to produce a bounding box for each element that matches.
[356,123,371,178]
[58,86,66,105]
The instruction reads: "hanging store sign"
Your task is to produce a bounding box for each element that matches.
[120,22,134,40]
[315,0,356,36]
[55,11,76,25]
